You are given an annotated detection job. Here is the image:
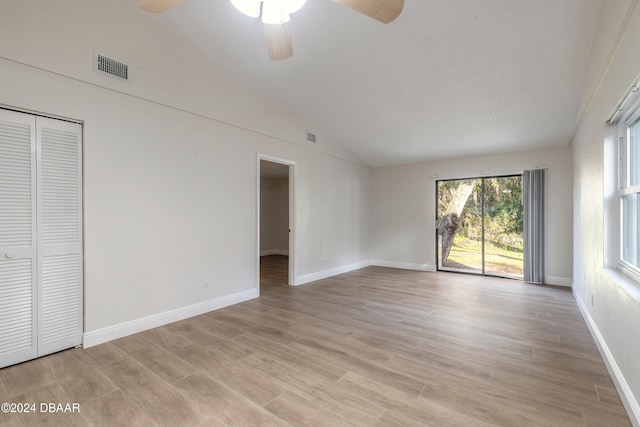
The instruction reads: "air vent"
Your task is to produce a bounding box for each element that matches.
[95,53,129,81]
[306,132,317,143]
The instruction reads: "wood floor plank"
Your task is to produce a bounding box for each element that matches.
[596,384,625,405]
[168,342,234,372]
[238,353,385,425]
[289,337,425,395]
[10,382,85,426]
[237,353,325,396]
[68,342,128,369]
[417,363,585,427]
[205,359,287,406]
[173,372,289,426]
[165,322,256,360]
[99,358,203,426]
[265,390,353,427]
[386,353,492,386]
[234,300,357,340]
[0,358,55,398]
[168,342,286,406]
[208,311,302,345]
[337,371,490,427]
[111,334,199,384]
[374,410,425,427]
[80,389,156,427]
[0,378,17,426]
[42,350,119,405]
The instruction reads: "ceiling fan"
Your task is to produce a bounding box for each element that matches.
[134,0,404,60]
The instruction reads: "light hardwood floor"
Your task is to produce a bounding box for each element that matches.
[0,255,632,426]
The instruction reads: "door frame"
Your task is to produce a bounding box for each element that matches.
[435,173,523,280]
[256,153,296,289]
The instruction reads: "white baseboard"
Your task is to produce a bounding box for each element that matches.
[260,249,289,256]
[295,260,372,286]
[372,260,436,272]
[545,276,572,287]
[573,289,640,427]
[83,288,259,348]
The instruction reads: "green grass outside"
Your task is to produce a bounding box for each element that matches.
[443,235,523,276]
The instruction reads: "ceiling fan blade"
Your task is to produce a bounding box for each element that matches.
[264,23,293,60]
[333,0,404,24]
[134,0,187,13]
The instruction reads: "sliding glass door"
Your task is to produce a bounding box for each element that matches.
[437,175,524,279]
[436,178,482,274]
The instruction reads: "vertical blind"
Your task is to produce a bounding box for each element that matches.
[523,169,545,284]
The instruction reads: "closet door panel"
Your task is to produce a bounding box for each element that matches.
[0,109,37,368]
[36,117,83,356]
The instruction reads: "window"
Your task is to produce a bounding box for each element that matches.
[617,91,640,281]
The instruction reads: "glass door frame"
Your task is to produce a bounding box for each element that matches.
[435,174,523,280]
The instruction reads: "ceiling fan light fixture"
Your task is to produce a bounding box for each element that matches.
[138,0,403,61]
[230,0,305,23]
[230,0,261,18]
[261,0,291,25]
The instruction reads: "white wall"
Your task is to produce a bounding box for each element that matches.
[372,146,573,285]
[260,177,289,254]
[0,0,371,342]
[572,0,640,423]
[290,148,372,281]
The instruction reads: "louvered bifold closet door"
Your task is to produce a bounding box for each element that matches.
[0,109,38,368]
[36,117,83,356]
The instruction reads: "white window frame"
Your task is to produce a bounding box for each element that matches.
[615,90,640,283]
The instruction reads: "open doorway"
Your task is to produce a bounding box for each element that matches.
[258,156,295,292]
[436,175,524,279]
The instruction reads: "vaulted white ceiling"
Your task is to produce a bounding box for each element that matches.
[139,0,602,166]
